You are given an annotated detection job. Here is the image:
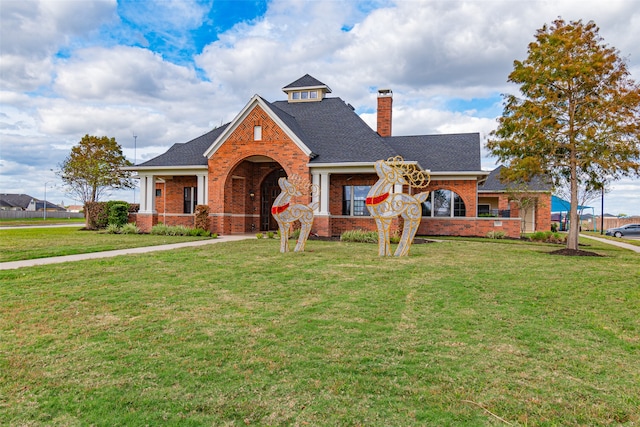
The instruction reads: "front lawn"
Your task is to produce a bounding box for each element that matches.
[0,238,638,425]
[0,227,213,262]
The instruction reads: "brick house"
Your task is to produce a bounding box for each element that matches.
[130,74,550,238]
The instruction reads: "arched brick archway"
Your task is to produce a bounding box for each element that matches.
[219,156,302,234]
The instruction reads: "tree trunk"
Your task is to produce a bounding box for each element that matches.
[567,153,580,250]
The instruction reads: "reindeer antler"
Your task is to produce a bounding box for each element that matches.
[384,156,431,189]
[287,174,317,196]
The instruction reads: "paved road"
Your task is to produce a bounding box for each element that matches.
[0,234,255,270]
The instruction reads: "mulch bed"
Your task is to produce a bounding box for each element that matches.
[548,248,604,257]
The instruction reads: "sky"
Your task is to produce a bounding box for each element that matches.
[1,0,639,215]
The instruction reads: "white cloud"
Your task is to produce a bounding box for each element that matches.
[1,0,639,213]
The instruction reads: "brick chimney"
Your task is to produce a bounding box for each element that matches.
[377,89,393,137]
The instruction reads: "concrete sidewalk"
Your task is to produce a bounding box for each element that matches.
[0,234,255,270]
[580,234,640,253]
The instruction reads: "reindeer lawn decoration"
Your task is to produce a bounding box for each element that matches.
[366,156,431,257]
[271,175,318,253]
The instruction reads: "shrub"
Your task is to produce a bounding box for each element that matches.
[105,223,121,234]
[120,223,140,234]
[266,231,275,239]
[290,228,301,240]
[108,202,130,227]
[256,233,264,239]
[150,224,212,237]
[194,205,210,231]
[85,202,109,230]
[340,229,378,243]
[188,228,211,237]
[486,230,506,239]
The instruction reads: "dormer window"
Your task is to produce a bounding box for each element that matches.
[282,74,332,103]
[291,90,319,101]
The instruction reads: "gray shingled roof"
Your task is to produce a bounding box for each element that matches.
[137,125,228,167]
[386,133,481,172]
[137,75,484,172]
[270,98,397,163]
[282,74,331,92]
[479,165,552,192]
[0,193,34,209]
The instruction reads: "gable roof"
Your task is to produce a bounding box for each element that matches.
[478,165,552,192]
[203,95,314,158]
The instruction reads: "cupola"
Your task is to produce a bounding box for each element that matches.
[282,74,332,103]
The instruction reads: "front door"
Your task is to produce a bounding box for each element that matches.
[261,169,287,231]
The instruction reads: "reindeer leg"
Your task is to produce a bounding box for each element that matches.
[395,208,420,257]
[279,222,291,253]
[295,220,311,252]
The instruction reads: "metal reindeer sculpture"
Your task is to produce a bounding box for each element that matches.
[271,175,318,253]
[366,156,431,257]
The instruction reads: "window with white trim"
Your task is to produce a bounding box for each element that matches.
[254,125,262,141]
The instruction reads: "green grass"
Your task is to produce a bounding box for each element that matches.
[0,217,85,227]
[0,227,213,262]
[1,238,638,426]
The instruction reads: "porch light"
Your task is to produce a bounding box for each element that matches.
[249,190,255,199]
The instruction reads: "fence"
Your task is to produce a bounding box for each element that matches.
[0,211,84,219]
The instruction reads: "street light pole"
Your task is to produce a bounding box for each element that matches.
[133,134,137,204]
[44,181,51,220]
[600,185,604,235]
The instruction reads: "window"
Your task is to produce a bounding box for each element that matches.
[184,187,197,214]
[422,189,466,217]
[155,189,162,197]
[342,185,371,216]
[291,90,319,100]
[254,125,262,141]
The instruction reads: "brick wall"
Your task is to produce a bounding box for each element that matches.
[207,105,311,235]
[419,217,521,238]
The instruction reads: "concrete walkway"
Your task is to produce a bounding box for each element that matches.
[0,234,256,270]
[580,234,640,253]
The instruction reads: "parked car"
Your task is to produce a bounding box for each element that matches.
[605,223,640,238]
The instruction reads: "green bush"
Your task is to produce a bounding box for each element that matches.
[108,202,130,227]
[187,228,211,237]
[524,231,567,244]
[256,233,264,239]
[120,223,140,234]
[104,223,121,234]
[150,224,211,237]
[266,231,275,239]
[340,229,378,243]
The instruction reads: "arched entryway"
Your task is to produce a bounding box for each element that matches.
[222,156,287,234]
[260,168,287,231]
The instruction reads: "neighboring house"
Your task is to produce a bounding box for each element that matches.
[0,194,38,211]
[0,194,65,212]
[66,205,84,213]
[478,166,552,233]
[129,74,551,238]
